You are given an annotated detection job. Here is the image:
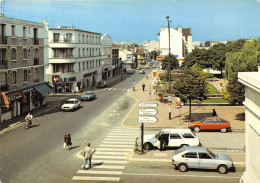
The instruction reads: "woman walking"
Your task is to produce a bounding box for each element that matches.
[64,131,72,151]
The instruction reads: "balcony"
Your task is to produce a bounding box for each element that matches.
[0,59,8,69]
[34,78,39,83]
[33,38,39,45]
[34,58,39,65]
[0,36,7,44]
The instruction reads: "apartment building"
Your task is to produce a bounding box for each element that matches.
[0,16,51,122]
[112,43,121,76]
[119,48,135,70]
[101,34,112,80]
[46,26,102,93]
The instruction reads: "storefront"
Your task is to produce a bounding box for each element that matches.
[53,76,76,93]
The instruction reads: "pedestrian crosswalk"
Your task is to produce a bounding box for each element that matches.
[98,88,132,91]
[72,127,140,182]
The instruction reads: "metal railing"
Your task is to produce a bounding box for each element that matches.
[0,37,7,44]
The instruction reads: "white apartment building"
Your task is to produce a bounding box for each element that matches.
[159,26,192,65]
[119,49,135,70]
[101,34,112,79]
[238,67,260,183]
[144,41,160,53]
[46,26,102,93]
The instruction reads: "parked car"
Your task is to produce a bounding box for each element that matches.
[172,146,234,174]
[81,91,96,101]
[143,129,200,150]
[188,117,231,133]
[126,69,135,74]
[61,98,81,111]
[97,80,107,88]
[139,69,145,74]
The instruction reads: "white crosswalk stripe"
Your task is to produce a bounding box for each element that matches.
[72,127,138,182]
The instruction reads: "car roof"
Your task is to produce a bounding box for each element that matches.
[86,91,94,93]
[202,117,228,121]
[161,128,193,133]
[67,98,78,101]
[182,146,208,152]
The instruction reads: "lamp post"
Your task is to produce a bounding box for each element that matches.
[166,16,172,119]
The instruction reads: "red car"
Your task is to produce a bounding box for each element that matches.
[188,117,231,133]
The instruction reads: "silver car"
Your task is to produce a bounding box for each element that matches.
[172,146,234,174]
[81,91,96,101]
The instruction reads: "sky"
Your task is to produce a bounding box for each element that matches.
[2,0,260,41]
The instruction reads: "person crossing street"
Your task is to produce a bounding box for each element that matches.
[82,143,95,170]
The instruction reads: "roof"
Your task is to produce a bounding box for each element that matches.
[182,28,192,36]
[112,43,121,48]
[49,27,101,35]
[182,146,207,152]
[161,129,192,133]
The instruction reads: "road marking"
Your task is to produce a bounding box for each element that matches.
[103,88,108,90]
[122,172,240,179]
[102,141,135,145]
[91,160,127,164]
[113,88,117,90]
[93,155,127,159]
[108,133,139,136]
[72,176,120,181]
[91,165,125,169]
[107,136,138,139]
[108,88,113,90]
[77,170,123,175]
[104,138,136,142]
[110,130,140,133]
[122,89,126,91]
[95,152,129,155]
[96,148,133,151]
[127,89,131,91]
[100,144,134,148]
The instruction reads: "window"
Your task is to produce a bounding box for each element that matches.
[86,35,88,43]
[96,60,97,67]
[11,25,15,36]
[198,152,212,159]
[182,133,195,139]
[99,60,101,67]
[11,48,16,60]
[12,71,16,84]
[34,69,39,81]
[34,48,39,58]
[78,34,80,43]
[65,33,72,42]
[170,133,182,139]
[83,62,85,70]
[78,48,81,57]
[87,61,89,69]
[53,33,60,42]
[78,62,81,71]
[205,119,212,123]
[83,48,85,57]
[183,152,198,159]
[23,27,26,38]
[23,49,27,59]
[82,35,85,43]
[23,70,28,82]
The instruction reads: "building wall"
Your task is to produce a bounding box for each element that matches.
[238,68,260,183]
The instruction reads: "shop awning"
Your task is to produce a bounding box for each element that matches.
[34,83,53,96]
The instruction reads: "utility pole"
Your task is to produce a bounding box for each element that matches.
[166,16,172,119]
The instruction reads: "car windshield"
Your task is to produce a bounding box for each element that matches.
[174,148,185,155]
[65,101,75,104]
[155,132,160,139]
[207,149,216,158]
[86,92,93,95]
[201,118,206,122]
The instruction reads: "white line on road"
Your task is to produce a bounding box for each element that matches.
[91,165,125,169]
[96,148,133,151]
[108,133,139,136]
[102,141,135,145]
[122,89,126,91]
[108,88,113,90]
[91,160,127,164]
[93,155,127,159]
[107,136,138,139]
[72,176,120,181]
[77,170,123,175]
[95,152,129,155]
[113,88,117,90]
[104,138,136,142]
[100,144,134,148]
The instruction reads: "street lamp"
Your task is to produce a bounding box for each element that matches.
[166,16,172,120]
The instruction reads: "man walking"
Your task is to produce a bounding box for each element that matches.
[82,143,95,170]
[142,83,145,91]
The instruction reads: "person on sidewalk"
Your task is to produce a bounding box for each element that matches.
[142,83,145,91]
[82,143,95,170]
[64,130,72,151]
[25,112,33,125]
[212,109,217,117]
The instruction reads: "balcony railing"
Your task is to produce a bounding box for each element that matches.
[51,39,76,43]
[33,38,39,45]
[34,58,39,65]
[34,78,39,83]
[0,36,7,44]
[0,59,8,69]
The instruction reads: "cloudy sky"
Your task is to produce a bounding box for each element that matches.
[2,0,260,41]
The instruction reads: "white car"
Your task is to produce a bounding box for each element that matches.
[143,129,200,150]
[61,98,81,111]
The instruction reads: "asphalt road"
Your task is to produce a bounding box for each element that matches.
[0,71,147,183]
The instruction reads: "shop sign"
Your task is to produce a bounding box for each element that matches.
[52,75,60,83]
[68,77,76,81]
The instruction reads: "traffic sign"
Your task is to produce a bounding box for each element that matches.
[139,116,158,123]
[139,102,158,108]
[139,108,158,115]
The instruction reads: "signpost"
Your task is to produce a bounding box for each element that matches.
[138,102,158,154]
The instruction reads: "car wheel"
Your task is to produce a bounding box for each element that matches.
[178,163,188,172]
[143,142,153,150]
[220,128,227,133]
[217,164,228,174]
[194,126,200,133]
[180,144,189,148]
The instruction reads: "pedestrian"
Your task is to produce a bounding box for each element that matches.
[82,143,95,170]
[212,109,217,117]
[64,130,72,151]
[25,112,33,125]
[142,83,145,91]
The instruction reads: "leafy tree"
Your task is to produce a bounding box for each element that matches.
[191,63,213,80]
[150,50,158,60]
[162,54,178,70]
[172,69,208,121]
[226,39,246,53]
[182,48,210,69]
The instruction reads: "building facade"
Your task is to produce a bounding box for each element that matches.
[0,16,51,122]
[119,48,135,71]
[101,34,112,80]
[46,26,102,93]
[238,67,260,183]
[112,43,120,76]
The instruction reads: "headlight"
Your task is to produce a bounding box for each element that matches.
[70,106,73,108]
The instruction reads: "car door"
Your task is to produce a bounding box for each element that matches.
[210,119,220,130]
[182,152,199,168]
[168,133,182,147]
[198,152,215,169]
[76,100,80,108]
[202,119,213,130]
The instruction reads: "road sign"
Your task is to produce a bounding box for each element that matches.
[139,108,158,115]
[139,102,158,108]
[139,116,158,123]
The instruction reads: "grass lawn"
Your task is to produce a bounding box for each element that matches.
[191,98,228,103]
[207,83,221,94]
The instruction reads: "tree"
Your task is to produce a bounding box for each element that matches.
[162,53,178,70]
[150,50,158,60]
[226,39,246,53]
[172,69,208,121]
[225,38,260,104]
[182,48,210,69]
